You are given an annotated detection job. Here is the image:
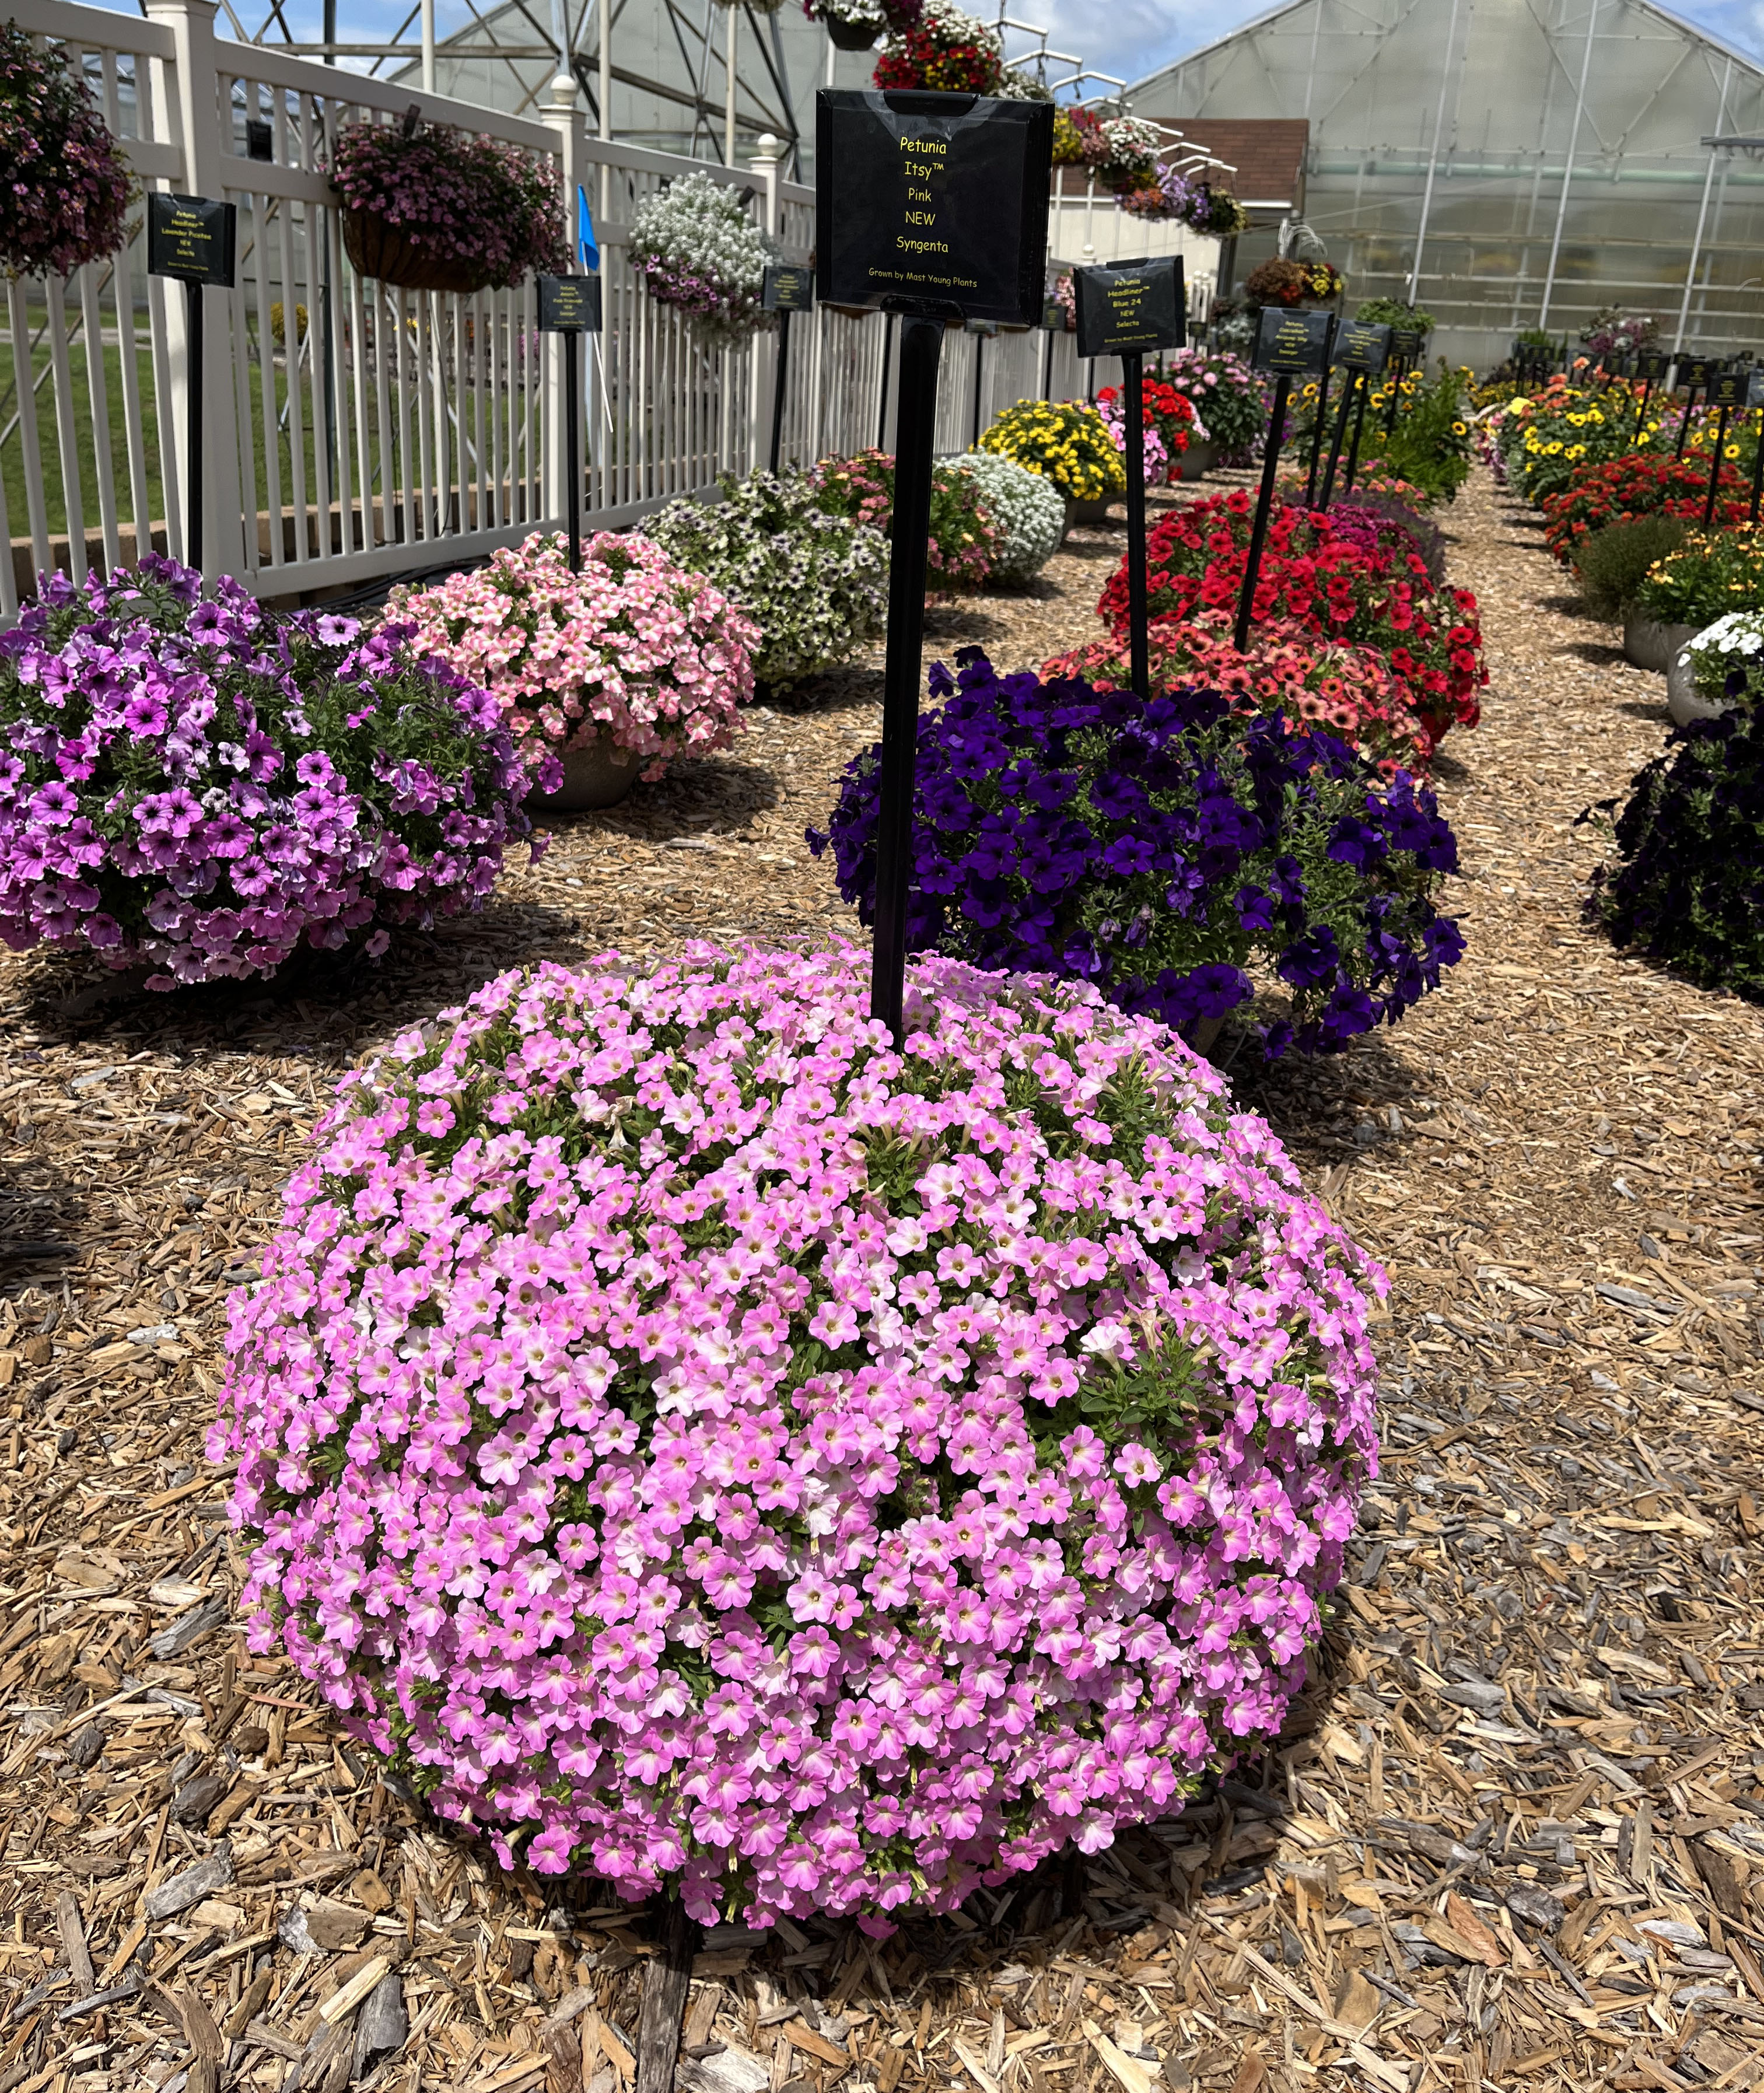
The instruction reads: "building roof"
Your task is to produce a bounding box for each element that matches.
[1158,117,1308,208]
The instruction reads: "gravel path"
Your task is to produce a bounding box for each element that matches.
[0,472,1758,2093]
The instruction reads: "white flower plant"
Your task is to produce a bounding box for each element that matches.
[629,169,777,348]
[1682,610,1764,707]
[954,451,1066,584]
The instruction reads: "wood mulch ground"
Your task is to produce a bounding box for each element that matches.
[0,470,1759,2093]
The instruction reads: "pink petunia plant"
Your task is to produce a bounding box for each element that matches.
[213,943,1384,1929]
[392,531,759,785]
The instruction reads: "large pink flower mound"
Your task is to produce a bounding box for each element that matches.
[212,943,1383,1929]
[391,531,758,785]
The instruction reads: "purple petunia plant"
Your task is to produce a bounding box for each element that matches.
[0,556,542,988]
[212,942,1383,1927]
[812,650,1464,1056]
[0,23,138,278]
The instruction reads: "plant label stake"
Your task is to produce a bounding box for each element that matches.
[1074,256,1185,698]
[537,274,602,573]
[1040,293,1062,398]
[1335,321,1389,496]
[1302,312,1340,506]
[1702,368,1745,526]
[1387,324,1422,433]
[1240,307,1331,650]
[817,87,1053,1044]
[762,263,814,475]
[1635,347,1668,423]
[148,194,237,579]
[1675,354,1714,456]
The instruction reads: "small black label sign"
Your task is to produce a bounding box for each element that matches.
[1388,326,1423,359]
[1255,306,1333,375]
[1332,320,1391,374]
[536,275,603,332]
[147,194,237,287]
[1041,298,1066,332]
[1709,369,1747,408]
[1635,349,1670,381]
[816,88,1053,325]
[1073,256,1184,360]
[762,264,814,313]
[1680,355,1717,388]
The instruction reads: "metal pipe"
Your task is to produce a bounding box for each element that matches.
[1406,0,1464,306]
[422,0,437,90]
[1536,0,1598,332]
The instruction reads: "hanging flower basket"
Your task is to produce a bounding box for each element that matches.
[328,111,566,295]
[629,170,775,347]
[0,23,138,277]
[874,0,1002,93]
[341,206,494,296]
[827,14,881,46]
[811,0,888,50]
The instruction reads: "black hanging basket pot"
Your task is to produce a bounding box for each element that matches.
[824,14,881,49]
[342,206,496,296]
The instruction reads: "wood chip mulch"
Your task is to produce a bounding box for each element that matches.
[0,471,1759,2093]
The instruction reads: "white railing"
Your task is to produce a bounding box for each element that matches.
[4,0,1119,615]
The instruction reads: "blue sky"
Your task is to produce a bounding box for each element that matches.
[94,0,1764,89]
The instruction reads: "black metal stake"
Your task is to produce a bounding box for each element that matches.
[565,332,582,573]
[1749,406,1764,526]
[1303,359,1333,507]
[185,278,204,576]
[1343,374,1372,493]
[1235,372,1290,652]
[1041,319,1055,401]
[971,326,988,446]
[869,314,944,1048]
[769,307,792,477]
[1703,401,1732,527]
[1675,383,1701,456]
[1317,370,1359,512]
[1123,350,1149,696]
[1384,355,1405,436]
[876,312,894,450]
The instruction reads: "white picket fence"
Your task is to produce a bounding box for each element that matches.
[2,0,1132,617]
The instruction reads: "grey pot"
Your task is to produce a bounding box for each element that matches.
[1175,437,1217,484]
[1624,611,1698,674]
[1065,495,1116,528]
[530,736,641,813]
[1667,628,1737,729]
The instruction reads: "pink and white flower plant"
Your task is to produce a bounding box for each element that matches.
[213,943,1383,1927]
[393,531,758,786]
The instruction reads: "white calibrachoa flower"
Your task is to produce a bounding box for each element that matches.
[1684,610,1764,706]
[643,469,887,692]
[954,452,1066,585]
[630,170,775,348]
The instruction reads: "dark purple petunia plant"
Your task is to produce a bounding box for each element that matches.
[811,649,1465,1056]
[0,558,544,988]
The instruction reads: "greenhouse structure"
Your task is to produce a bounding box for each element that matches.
[1131,0,1764,370]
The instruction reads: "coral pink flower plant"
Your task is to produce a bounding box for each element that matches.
[214,943,1383,1927]
[393,531,758,783]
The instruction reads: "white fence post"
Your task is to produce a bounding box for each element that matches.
[751,133,784,477]
[144,0,247,585]
[544,72,587,531]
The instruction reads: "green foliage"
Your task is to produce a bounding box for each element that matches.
[1354,299,1434,334]
[1357,363,1474,503]
[1573,513,1689,621]
[1636,524,1764,627]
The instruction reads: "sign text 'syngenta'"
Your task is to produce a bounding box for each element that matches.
[816,89,1052,325]
[147,194,237,286]
[1073,257,1185,361]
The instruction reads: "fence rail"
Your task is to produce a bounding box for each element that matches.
[6,0,1122,617]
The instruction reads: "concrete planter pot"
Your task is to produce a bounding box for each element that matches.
[1174,437,1217,484]
[1667,628,1737,729]
[529,736,641,813]
[1065,495,1116,528]
[1624,611,1698,674]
